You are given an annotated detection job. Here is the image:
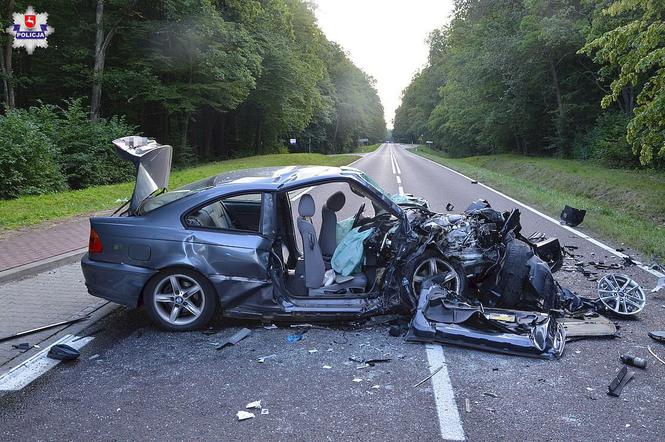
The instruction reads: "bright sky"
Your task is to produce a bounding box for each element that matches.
[312,0,454,129]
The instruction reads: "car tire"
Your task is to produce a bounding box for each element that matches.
[143,268,217,331]
[409,250,467,299]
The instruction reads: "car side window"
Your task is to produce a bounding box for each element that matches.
[185,193,263,233]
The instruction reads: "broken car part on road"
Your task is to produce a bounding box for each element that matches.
[81,136,646,360]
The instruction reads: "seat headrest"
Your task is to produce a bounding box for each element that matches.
[325,191,346,212]
[298,194,315,217]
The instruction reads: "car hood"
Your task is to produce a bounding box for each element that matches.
[113,136,173,214]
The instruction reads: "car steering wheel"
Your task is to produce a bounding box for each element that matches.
[352,203,366,228]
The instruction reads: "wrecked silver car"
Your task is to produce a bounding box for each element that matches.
[82,136,624,359]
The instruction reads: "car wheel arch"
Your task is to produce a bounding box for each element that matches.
[138,265,216,307]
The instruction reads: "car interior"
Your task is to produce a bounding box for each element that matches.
[275,181,394,298]
[185,193,263,232]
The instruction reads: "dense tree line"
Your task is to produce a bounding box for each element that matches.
[393,0,665,168]
[0,0,385,197]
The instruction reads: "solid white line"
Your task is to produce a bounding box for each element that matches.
[391,147,402,175]
[396,176,402,184]
[400,147,664,279]
[398,185,405,195]
[390,150,397,174]
[0,334,95,391]
[426,345,466,441]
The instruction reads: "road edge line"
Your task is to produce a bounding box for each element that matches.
[426,344,466,441]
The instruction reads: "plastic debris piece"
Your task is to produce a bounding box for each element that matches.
[620,354,647,369]
[445,203,454,211]
[649,331,665,343]
[236,411,255,421]
[246,400,262,409]
[261,409,269,415]
[607,366,634,397]
[370,385,380,389]
[652,277,665,293]
[648,346,665,366]
[352,378,363,383]
[483,392,498,398]
[286,330,307,343]
[322,365,332,369]
[560,205,586,227]
[12,343,31,351]
[465,398,471,413]
[216,328,252,351]
[258,354,277,363]
[88,354,100,361]
[308,348,318,354]
[47,344,80,361]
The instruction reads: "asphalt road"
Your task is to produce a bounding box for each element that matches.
[1,144,664,441]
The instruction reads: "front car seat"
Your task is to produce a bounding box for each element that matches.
[319,191,346,258]
[296,194,367,295]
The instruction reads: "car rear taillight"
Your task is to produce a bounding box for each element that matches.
[89,228,103,254]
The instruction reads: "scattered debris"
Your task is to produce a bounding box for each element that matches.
[236,411,255,421]
[483,392,498,398]
[47,344,80,361]
[470,180,478,184]
[308,348,318,354]
[89,354,100,361]
[464,398,471,413]
[216,328,252,350]
[368,314,402,325]
[258,354,277,363]
[286,329,307,343]
[246,400,262,409]
[620,354,647,369]
[651,277,665,293]
[261,408,269,415]
[445,203,455,211]
[352,378,363,383]
[11,343,31,351]
[559,316,617,338]
[370,385,380,389]
[648,331,665,343]
[263,324,278,330]
[0,316,89,344]
[648,346,665,366]
[349,357,391,366]
[202,327,221,335]
[322,365,332,369]
[560,205,586,227]
[413,365,445,388]
[607,366,634,397]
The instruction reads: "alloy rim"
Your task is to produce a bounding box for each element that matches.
[597,274,645,315]
[153,274,205,325]
[411,257,461,296]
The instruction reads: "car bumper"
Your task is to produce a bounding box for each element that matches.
[81,253,157,308]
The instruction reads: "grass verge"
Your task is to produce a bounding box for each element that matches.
[412,147,665,259]
[0,153,357,231]
[353,143,381,154]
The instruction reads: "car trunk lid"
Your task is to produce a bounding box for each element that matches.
[113,136,172,214]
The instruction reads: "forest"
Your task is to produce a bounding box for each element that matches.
[0,0,386,198]
[393,0,665,169]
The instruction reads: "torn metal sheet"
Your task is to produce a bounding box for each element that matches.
[215,328,251,350]
[608,366,634,397]
[559,316,616,338]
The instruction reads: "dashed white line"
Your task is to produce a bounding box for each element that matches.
[400,146,664,279]
[426,345,466,441]
[396,176,402,185]
[0,334,94,391]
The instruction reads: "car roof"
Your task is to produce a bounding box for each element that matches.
[198,165,366,191]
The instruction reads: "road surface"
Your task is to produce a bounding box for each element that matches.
[1,144,663,441]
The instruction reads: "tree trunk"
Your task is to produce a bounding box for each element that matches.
[548,56,565,152]
[0,43,8,106]
[90,0,105,120]
[4,0,15,108]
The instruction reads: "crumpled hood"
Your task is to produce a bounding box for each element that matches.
[113,136,173,213]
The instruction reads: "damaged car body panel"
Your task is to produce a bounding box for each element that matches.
[81,136,621,358]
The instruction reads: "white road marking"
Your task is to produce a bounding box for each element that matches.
[390,147,402,175]
[401,146,664,279]
[397,162,464,440]
[390,152,397,174]
[426,345,466,441]
[0,334,94,391]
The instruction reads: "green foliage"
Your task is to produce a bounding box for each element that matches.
[581,0,665,165]
[0,109,67,198]
[573,112,637,167]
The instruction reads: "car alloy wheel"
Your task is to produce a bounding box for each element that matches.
[152,273,206,327]
[411,256,462,297]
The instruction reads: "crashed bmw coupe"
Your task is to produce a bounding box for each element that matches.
[82,137,628,359]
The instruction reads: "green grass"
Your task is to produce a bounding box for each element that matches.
[353,143,381,154]
[412,146,665,259]
[0,153,357,231]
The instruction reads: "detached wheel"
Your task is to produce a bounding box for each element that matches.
[144,268,217,331]
[410,250,466,297]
